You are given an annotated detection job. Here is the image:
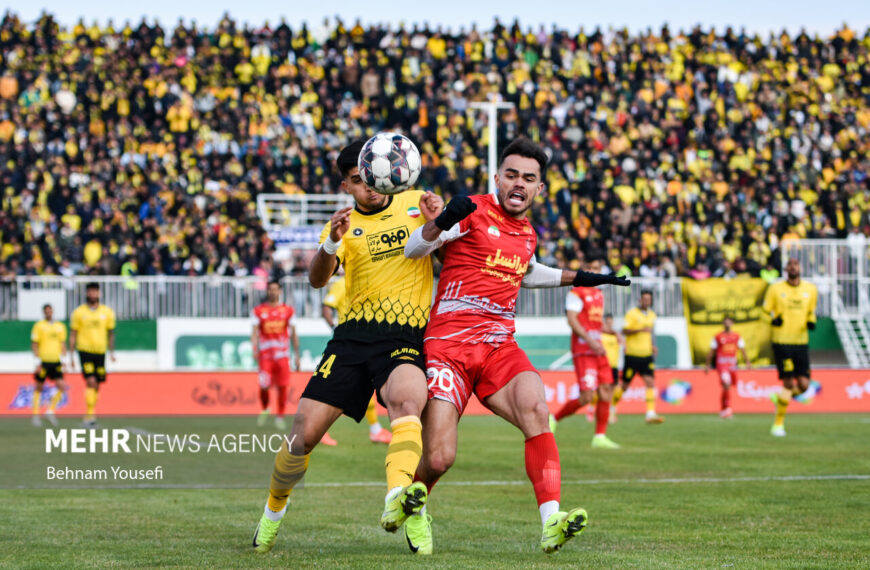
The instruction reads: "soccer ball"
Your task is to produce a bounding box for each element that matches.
[358,132,422,195]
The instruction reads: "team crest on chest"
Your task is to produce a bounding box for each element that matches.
[487,225,500,238]
[353,228,364,236]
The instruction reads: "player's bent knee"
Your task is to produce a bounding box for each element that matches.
[578,391,594,406]
[426,447,456,476]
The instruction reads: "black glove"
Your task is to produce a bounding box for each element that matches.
[434,196,477,231]
[807,321,816,331]
[771,316,783,327]
[573,271,631,287]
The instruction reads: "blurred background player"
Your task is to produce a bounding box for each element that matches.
[763,257,818,437]
[30,303,67,426]
[550,255,620,449]
[68,282,116,428]
[251,280,303,433]
[704,316,751,419]
[252,141,443,553]
[611,290,664,424]
[322,276,392,444]
[405,137,629,555]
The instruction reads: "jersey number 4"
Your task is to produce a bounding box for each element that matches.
[317,354,337,379]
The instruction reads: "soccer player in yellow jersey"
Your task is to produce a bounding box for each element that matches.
[763,257,818,437]
[321,276,392,444]
[252,141,444,553]
[69,282,116,428]
[30,303,67,427]
[612,289,664,423]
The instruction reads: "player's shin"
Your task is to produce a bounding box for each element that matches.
[32,386,42,415]
[385,416,423,490]
[611,384,624,406]
[276,386,288,418]
[268,439,310,514]
[525,432,561,525]
[553,399,581,422]
[594,399,610,435]
[84,386,98,421]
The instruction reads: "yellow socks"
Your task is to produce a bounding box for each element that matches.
[84,387,98,421]
[365,397,379,426]
[385,416,423,490]
[268,440,310,512]
[49,389,63,411]
[591,392,599,406]
[32,388,41,415]
[612,384,624,406]
[645,387,656,414]
[774,391,792,427]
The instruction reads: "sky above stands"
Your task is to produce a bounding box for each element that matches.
[10,0,870,36]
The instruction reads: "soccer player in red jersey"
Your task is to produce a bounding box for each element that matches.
[251,280,301,431]
[550,254,620,448]
[704,316,750,419]
[403,137,629,555]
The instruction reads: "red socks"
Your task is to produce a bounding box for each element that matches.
[721,388,731,410]
[259,388,269,410]
[525,432,561,506]
[554,399,581,421]
[277,385,288,417]
[595,398,610,435]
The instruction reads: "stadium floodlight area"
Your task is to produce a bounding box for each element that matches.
[256,194,354,250]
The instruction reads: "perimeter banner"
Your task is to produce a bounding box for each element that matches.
[681,278,773,366]
[3,370,870,416]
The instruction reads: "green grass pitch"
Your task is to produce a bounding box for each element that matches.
[1,413,869,568]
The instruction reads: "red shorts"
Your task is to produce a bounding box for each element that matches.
[572,353,612,392]
[258,357,290,388]
[425,337,536,415]
[716,367,737,386]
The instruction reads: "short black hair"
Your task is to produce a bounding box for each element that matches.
[604,312,613,319]
[337,141,366,178]
[640,289,654,297]
[43,303,52,310]
[498,137,548,180]
[267,279,281,288]
[86,282,100,291]
[586,249,605,263]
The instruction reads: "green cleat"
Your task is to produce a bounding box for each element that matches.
[257,410,270,427]
[381,481,428,532]
[404,512,433,555]
[274,416,287,430]
[770,424,786,437]
[252,511,283,553]
[548,413,557,434]
[591,434,620,449]
[540,507,588,554]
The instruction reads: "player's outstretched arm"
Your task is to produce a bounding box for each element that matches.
[309,207,351,288]
[522,262,631,289]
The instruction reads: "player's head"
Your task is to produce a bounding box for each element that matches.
[723,315,734,330]
[494,137,547,218]
[604,312,614,325]
[267,280,281,303]
[640,289,653,309]
[85,282,100,304]
[43,303,53,320]
[585,251,604,275]
[337,141,388,212]
[785,256,801,280]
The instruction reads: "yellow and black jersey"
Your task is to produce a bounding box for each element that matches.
[601,332,620,368]
[319,191,433,340]
[70,304,116,354]
[763,280,817,345]
[322,277,347,314]
[31,320,67,363]
[624,307,656,357]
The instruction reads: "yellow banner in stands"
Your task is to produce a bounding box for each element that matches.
[681,278,773,366]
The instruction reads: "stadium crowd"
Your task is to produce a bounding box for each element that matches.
[0,11,868,281]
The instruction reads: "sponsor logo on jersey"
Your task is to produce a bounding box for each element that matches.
[379,214,393,220]
[367,225,410,257]
[407,207,421,218]
[487,225,500,238]
[486,209,504,222]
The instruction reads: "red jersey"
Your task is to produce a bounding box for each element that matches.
[251,303,296,360]
[425,194,537,344]
[711,330,743,370]
[566,286,605,356]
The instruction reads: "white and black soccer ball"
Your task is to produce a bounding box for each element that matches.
[357,132,422,195]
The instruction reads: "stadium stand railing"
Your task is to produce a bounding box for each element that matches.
[782,239,870,367]
[5,276,684,321]
[257,194,355,251]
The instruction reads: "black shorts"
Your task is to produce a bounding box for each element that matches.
[79,352,107,383]
[772,343,810,380]
[611,367,619,384]
[623,355,654,383]
[35,362,63,382]
[301,337,426,422]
